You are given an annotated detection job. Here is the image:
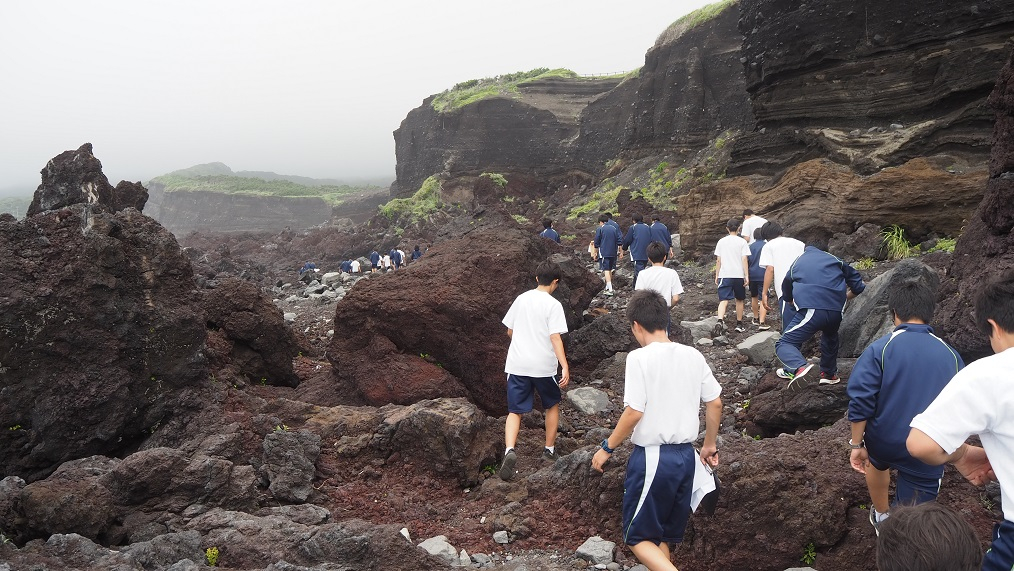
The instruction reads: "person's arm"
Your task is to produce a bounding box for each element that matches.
[781,271,794,305]
[907,434,996,485]
[550,332,569,388]
[700,397,722,467]
[762,265,774,310]
[843,262,866,298]
[506,328,513,338]
[671,294,680,306]
[849,420,869,474]
[714,256,721,285]
[742,255,750,286]
[592,406,643,472]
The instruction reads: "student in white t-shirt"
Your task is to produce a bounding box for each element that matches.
[591,290,721,571]
[740,209,767,244]
[758,221,805,331]
[635,241,684,337]
[714,218,751,333]
[498,260,571,481]
[907,269,1014,571]
[350,259,361,273]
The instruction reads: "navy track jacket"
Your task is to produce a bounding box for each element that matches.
[847,323,964,475]
[622,222,652,262]
[595,224,621,258]
[782,246,866,311]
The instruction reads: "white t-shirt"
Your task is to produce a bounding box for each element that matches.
[758,236,805,297]
[382,255,392,268]
[350,260,361,273]
[502,289,569,377]
[741,215,768,243]
[714,234,750,279]
[624,342,722,447]
[910,347,1014,522]
[634,266,684,306]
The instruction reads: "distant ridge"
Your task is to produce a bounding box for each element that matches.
[157,162,392,188]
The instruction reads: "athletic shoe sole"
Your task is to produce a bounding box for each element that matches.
[786,364,816,392]
[776,368,793,380]
[818,377,841,385]
[498,451,517,481]
[758,324,771,331]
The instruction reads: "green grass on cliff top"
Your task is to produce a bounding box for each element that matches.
[658,0,735,44]
[431,67,580,113]
[150,174,375,206]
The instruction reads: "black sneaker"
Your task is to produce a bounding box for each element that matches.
[758,323,771,331]
[498,449,517,481]
[734,323,746,333]
[711,320,727,338]
[542,448,558,462]
[786,364,816,392]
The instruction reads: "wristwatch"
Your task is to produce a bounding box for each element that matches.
[600,439,614,454]
[848,438,864,449]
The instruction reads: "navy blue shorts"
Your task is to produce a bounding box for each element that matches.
[983,519,1014,571]
[866,452,942,506]
[600,257,616,271]
[506,374,562,414]
[748,279,763,298]
[717,278,745,301]
[622,443,694,546]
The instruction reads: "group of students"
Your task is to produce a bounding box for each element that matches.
[367,245,424,272]
[587,212,675,296]
[499,221,1014,570]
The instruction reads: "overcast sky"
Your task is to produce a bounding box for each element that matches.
[0,0,717,195]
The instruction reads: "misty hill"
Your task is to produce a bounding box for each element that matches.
[161,162,392,188]
[0,196,31,218]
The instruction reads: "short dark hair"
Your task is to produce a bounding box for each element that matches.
[598,213,609,223]
[542,218,553,229]
[647,241,668,263]
[974,268,1014,336]
[761,221,783,240]
[753,228,764,241]
[889,281,936,324]
[633,213,644,223]
[652,214,661,222]
[876,503,981,571]
[627,290,669,333]
[604,212,614,219]
[535,260,562,286]
[743,209,754,216]
[726,218,741,232]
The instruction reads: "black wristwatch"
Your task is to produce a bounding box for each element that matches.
[848,438,864,450]
[601,439,614,454]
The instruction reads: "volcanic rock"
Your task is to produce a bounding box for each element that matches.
[201,277,303,388]
[838,258,941,358]
[937,43,1014,360]
[0,204,206,481]
[261,430,321,503]
[27,143,148,216]
[827,223,886,261]
[327,227,601,415]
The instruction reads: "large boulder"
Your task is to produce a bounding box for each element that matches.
[0,204,207,481]
[201,277,303,387]
[937,44,1014,361]
[27,143,147,215]
[327,227,601,415]
[838,259,941,358]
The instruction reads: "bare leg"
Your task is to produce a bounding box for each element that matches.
[504,413,521,450]
[759,296,767,323]
[866,464,891,515]
[735,299,744,322]
[630,541,679,571]
[717,300,729,320]
[544,404,559,448]
[604,270,613,289]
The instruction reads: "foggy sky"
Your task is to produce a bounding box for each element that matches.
[0,1,717,196]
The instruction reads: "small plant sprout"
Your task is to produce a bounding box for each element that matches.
[206,546,220,566]
[274,424,290,432]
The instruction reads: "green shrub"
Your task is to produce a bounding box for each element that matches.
[206,547,220,567]
[482,172,508,188]
[432,68,579,112]
[881,225,911,260]
[567,183,622,221]
[928,237,957,253]
[379,176,443,224]
[800,542,816,565]
[853,257,875,271]
[511,214,530,225]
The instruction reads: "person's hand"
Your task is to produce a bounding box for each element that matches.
[954,445,997,486]
[700,443,719,468]
[761,294,771,311]
[558,366,570,389]
[850,447,868,474]
[744,277,749,287]
[714,275,720,286]
[592,448,611,472]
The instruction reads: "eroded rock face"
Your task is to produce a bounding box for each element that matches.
[0,205,207,481]
[327,227,601,415]
[27,143,148,215]
[938,44,1014,360]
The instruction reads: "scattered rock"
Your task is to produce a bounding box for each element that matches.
[418,535,458,565]
[576,536,615,565]
[566,387,612,415]
[261,429,321,503]
[493,530,510,544]
[680,316,723,343]
[737,331,780,364]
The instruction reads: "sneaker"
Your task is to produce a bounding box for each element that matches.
[758,323,771,331]
[776,367,793,380]
[734,323,746,333]
[542,448,558,462]
[751,319,759,326]
[818,372,841,385]
[869,507,888,536]
[498,449,517,481]
[786,364,816,392]
[604,289,615,297]
[711,320,727,338]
